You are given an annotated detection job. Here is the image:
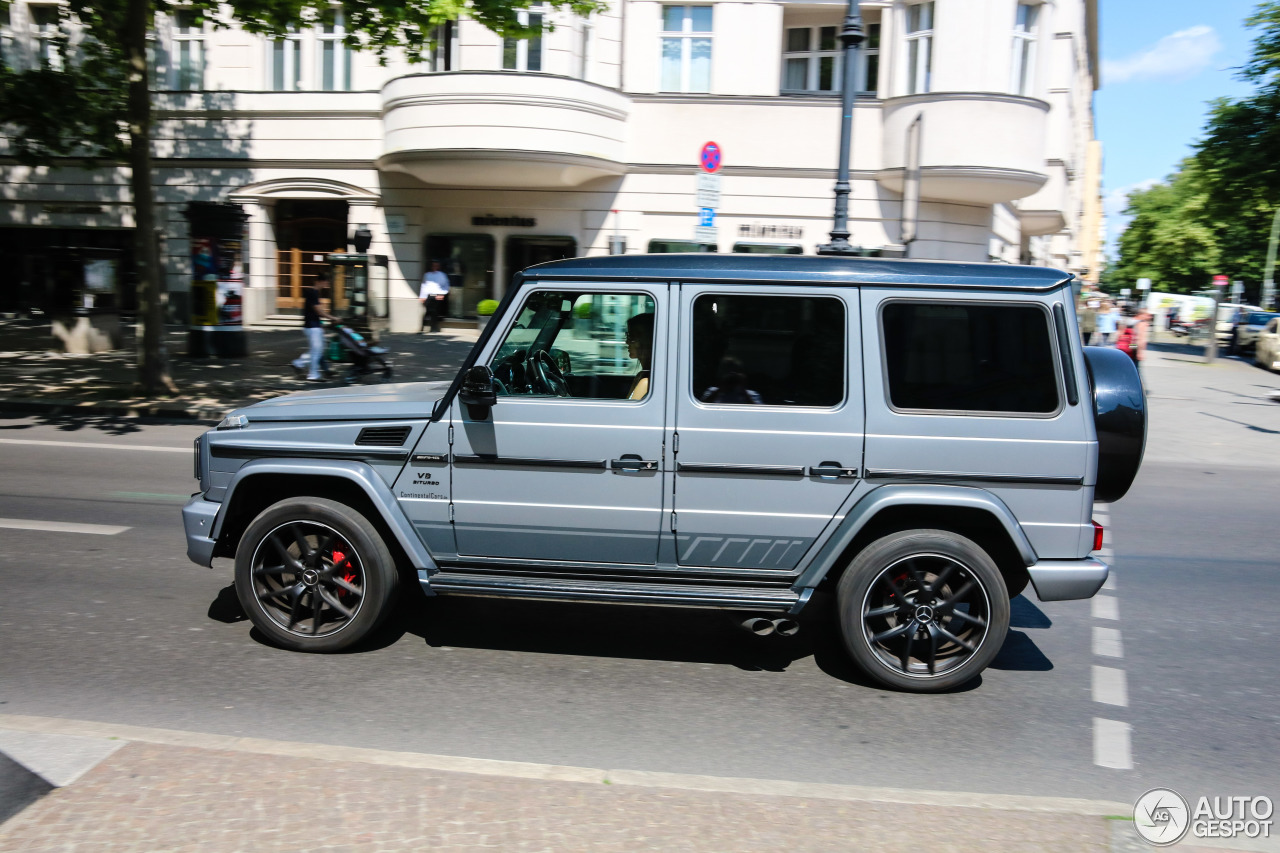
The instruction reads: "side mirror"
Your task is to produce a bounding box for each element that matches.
[459,364,497,419]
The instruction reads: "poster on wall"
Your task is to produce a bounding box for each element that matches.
[190,237,244,327]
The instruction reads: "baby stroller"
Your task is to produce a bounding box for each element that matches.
[328,323,393,381]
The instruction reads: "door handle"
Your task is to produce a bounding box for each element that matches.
[808,461,859,479]
[612,454,658,471]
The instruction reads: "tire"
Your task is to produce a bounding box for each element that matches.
[234,497,398,652]
[836,530,1010,692]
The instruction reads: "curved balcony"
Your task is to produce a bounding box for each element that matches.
[378,71,629,189]
[877,92,1050,205]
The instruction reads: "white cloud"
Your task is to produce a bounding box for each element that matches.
[1102,25,1221,84]
[1103,179,1159,254]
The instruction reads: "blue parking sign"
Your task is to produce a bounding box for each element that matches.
[698,208,716,227]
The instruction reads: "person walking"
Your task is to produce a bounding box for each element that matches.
[291,272,336,381]
[1096,299,1118,345]
[419,260,451,333]
[1078,293,1097,345]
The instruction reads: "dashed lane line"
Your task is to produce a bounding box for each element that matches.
[1092,595,1119,620]
[1093,718,1133,770]
[1092,502,1132,771]
[1092,666,1129,707]
[0,518,130,535]
[0,438,189,453]
[1092,627,1124,658]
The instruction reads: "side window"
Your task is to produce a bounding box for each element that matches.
[881,301,1060,414]
[1268,319,1279,334]
[692,294,845,407]
[489,290,656,400]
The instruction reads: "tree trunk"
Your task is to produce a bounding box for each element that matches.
[125,0,174,396]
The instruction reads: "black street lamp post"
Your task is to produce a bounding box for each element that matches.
[817,0,865,256]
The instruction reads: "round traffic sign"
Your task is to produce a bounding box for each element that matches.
[700,141,722,173]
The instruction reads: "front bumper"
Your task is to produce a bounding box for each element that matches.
[182,494,221,567]
[1027,557,1108,601]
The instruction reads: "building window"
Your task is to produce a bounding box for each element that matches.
[171,10,204,90]
[29,4,62,70]
[431,22,455,72]
[318,10,351,90]
[0,7,16,69]
[904,1,934,95]
[578,22,593,80]
[503,7,544,72]
[271,30,302,90]
[781,22,879,94]
[1011,2,1039,95]
[661,5,712,93]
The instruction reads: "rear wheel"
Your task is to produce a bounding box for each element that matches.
[837,530,1009,692]
[234,497,398,652]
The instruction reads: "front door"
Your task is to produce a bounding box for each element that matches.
[669,286,865,571]
[450,284,667,565]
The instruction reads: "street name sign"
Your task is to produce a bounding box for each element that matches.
[696,172,721,209]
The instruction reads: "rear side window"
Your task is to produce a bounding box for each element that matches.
[692,294,845,406]
[881,301,1060,414]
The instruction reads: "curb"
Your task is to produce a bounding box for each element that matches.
[0,397,226,423]
[0,714,1130,817]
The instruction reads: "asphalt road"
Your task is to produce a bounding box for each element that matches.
[0,352,1276,811]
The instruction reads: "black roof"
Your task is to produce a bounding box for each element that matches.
[519,253,1072,291]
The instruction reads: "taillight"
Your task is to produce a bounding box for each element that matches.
[1091,520,1104,552]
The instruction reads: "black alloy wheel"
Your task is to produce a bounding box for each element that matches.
[235,497,397,652]
[837,530,1010,692]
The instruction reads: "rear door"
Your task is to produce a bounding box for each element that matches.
[667,285,865,571]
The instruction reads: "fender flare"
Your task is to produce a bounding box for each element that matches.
[793,484,1039,590]
[212,458,437,572]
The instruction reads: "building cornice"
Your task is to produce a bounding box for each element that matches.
[381,91,628,123]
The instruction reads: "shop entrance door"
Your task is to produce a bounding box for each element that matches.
[506,236,577,278]
[426,235,494,318]
[274,200,347,310]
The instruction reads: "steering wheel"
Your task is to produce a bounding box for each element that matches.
[531,349,570,397]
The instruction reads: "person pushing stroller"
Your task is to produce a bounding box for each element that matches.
[292,272,337,381]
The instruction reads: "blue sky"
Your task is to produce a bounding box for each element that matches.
[1096,0,1262,255]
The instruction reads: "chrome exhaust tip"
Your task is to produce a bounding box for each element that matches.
[771,618,800,637]
[740,616,775,637]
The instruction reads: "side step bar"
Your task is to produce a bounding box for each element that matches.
[426,571,802,612]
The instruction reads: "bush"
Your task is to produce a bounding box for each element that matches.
[574,301,593,319]
[476,299,499,316]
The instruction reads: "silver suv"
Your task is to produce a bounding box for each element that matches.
[183,255,1146,692]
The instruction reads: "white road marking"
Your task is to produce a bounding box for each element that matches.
[1092,595,1119,620]
[1101,573,1117,591]
[1092,666,1128,707]
[0,518,130,535]
[1093,627,1124,659]
[0,438,189,453]
[1093,718,1133,770]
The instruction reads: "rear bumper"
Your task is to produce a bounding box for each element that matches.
[182,494,221,567]
[1027,557,1108,602]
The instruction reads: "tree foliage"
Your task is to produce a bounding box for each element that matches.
[1113,1,1280,299]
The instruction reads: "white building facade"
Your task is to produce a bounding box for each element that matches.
[0,0,1101,330]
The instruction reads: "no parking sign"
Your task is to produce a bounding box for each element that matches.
[700,141,722,173]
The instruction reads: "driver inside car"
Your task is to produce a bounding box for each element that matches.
[626,311,655,400]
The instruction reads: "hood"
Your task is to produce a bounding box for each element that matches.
[235,381,451,422]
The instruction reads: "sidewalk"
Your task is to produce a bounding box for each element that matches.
[0,319,480,421]
[0,715,1140,853]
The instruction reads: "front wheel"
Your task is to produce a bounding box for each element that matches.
[234,497,398,652]
[836,530,1010,692]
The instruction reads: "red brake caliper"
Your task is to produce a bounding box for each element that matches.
[330,547,356,599]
